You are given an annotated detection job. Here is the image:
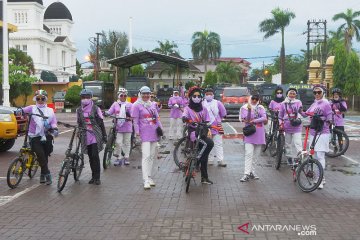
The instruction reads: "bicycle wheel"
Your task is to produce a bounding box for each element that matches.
[103,130,115,169]
[275,134,285,170]
[57,160,70,192]
[261,133,270,152]
[326,128,349,158]
[7,157,25,189]
[269,135,278,157]
[173,137,190,169]
[185,158,195,193]
[73,154,84,181]
[28,155,39,179]
[296,157,323,193]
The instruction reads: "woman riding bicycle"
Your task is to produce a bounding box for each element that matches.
[240,94,267,182]
[182,86,214,185]
[329,88,347,152]
[131,86,163,190]
[202,87,227,167]
[77,89,107,185]
[168,89,184,140]
[305,85,332,189]
[21,90,58,185]
[279,88,304,166]
[106,88,133,166]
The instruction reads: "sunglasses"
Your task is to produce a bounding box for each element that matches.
[192,95,201,98]
[119,94,127,97]
[36,97,46,101]
[251,97,259,101]
[276,92,283,94]
[313,91,323,95]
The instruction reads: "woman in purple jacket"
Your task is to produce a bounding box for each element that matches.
[279,88,303,165]
[106,88,133,166]
[329,88,347,151]
[168,90,184,140]
[21,90,58,185]
[305,85,332,189]
[269,86,284,112]
[131,86,163,190]
[202,88,227,167]
[239,94,267,182]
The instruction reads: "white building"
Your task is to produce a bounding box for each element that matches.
[8,0,77,82]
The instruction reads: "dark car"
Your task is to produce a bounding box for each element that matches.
[298,88,315,111]
[156,87,174,108]
[222,87,250,117]
[258,83,277,106]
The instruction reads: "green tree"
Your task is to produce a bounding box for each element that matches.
[259,7,296,84]
[333,43,348,89]
[41,70,57,82]
[333,9,360,52]
[191,30,221,73]
[216,62,241,84]
[344,51,360,97]
[130,64,145,76]
[9,48,35,75]
[76,59,83,77]
[203,70,218,87]
[185,81,196,90]
[153,40,179,55]
[65,85,82,107]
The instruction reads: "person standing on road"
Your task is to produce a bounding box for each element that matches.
[131,86,163,190]
[151,93,162,113]
[239,94,267,182]
[202,88,227,167]
[279,88,304,166]
[305,85,332,189]
[168,89,184,140]
[106,88,133,166]
[77,89,107,185]
[269,86,284,112]
[329,88,347,152]
[21,90,58,185]
[182,86,214,184]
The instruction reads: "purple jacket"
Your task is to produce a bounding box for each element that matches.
[279,99,303,134]
[182,106,210,141]
[131,102,162,142]
[77,102,104,146]
[269,100,283,112]
[240,104,267,144]
[329,99,347,126]
[168,96,184,118]
[306,99,332,135]
[23,105,57,137]
[202,99,227,135]
[151,101,162,113]
[107,101,133,133]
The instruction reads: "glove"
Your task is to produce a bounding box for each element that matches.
[173,104,179,109]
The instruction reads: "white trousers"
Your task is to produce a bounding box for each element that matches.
[314,151,326,171]
[141,142,158,182]
[114,132,132,158]
[244,143,261,175]
[209,134,224,162]
[285,132,302,159]
[169,118,183,139]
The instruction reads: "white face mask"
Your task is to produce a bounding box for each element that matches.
[192,96,202,103]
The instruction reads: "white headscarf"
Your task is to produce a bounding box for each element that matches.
[203,99,219,124]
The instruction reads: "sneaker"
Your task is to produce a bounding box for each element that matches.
[208,160,214,165]
[124,158,130,166]
[40,174,46,184]
[218,161,227,167]
[148,178,156,187]
[318,181,324,189]
[88,179,95,184]
[323,177,326,185]
[201,178,213,185]
[249,172,260,180]
[144,180,151,190]
[45,174,52,185]
[94,179,101,185]
[240,174,250,182]
[287,158,293,166]
[114,159,123,167]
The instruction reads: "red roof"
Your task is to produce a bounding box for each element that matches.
[215,58,251,66]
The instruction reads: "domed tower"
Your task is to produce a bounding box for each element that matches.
[308,60,322,85]
[324,56,335,90]
[8,0,45,30]
[43,1,73,39]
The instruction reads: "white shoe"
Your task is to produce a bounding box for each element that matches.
[318,181,324,190]
[208,160,214,165]
[323,177,326,184]
[144,180,151,190]
[148,178,156,187]
[218,161,227,167]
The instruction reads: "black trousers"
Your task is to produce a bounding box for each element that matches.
[198,137,214,179]
[30,136,52,175]
[87,144,101,180]
[335,126,345,144]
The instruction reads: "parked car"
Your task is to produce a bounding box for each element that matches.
[222,87,250,117]
[52,91,72,108]
[156,87,174,108]
[83,81,115,109]
[258,83,277,106]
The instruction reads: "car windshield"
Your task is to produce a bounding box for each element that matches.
[223,89,248,97]
[84,86,102,96]
[262,89,274,95]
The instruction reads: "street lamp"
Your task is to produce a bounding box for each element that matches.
[114,38,121,92]
[2,0,10,107]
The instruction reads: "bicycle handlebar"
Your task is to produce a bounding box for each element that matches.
[58,121,88,132]
[105,115,128,120]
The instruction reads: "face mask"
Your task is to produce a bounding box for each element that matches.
[334,96,340,100]
[192,97,202,103]
[276,94,283,98]
[205,95,214,102]
[81,99,92,106]
[36,103,46,108]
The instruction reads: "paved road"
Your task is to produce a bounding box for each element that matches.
[0,112,360,240]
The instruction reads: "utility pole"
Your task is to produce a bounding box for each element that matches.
[94,32,104,80]
[306,20,327,68]
[2,0,10,107]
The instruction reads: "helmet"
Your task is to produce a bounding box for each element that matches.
[79,89,93,97]
[139,86,151,94]
[332,88,341,95]
[34,89,48,97]
[204,88,214,93]
[118,88,128,95]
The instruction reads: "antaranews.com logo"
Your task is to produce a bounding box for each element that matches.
[238,222,317,236]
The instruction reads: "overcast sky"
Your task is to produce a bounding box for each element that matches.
[43,0,360,69]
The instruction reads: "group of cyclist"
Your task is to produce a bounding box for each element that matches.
[16,83,347,191]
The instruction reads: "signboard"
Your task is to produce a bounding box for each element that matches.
[271,73,281,85]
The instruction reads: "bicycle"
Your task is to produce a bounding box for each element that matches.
[325,116,349,158]
[262,110,280,157]
[292,124,324,193]
[102,115,138,169]
[56,122,85,192]
[7,112,48,189]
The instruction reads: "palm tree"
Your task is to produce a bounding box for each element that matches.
[333,9,360,52]
[191,30,221,73]
[153,40,179,55]
[215,62,241,85]
[259,8,295,84]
